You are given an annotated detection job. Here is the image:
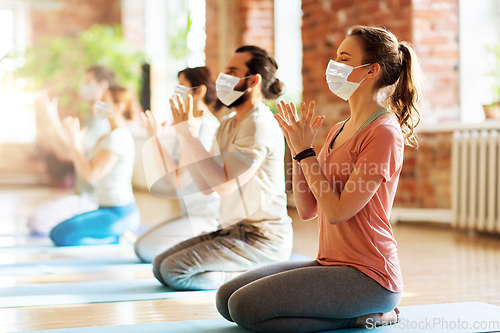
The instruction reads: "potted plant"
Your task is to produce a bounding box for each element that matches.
[484,44,500,119]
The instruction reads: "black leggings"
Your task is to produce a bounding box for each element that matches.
[216,260,401,333]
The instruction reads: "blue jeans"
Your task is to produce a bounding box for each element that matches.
[50,202,140,246]
[152,221,293,291]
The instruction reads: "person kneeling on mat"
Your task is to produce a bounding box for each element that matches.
[50,86,140,246]
[28,66,116,235]
[135,66,221,263]
[152,45,293,291]
[216,25,422,332]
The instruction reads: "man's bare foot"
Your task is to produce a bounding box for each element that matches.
[355,307,400,328]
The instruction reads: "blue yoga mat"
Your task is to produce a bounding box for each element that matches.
[0,243,134,254]
[18,302,500,332]
[289,253,314,261]
[20,319,247,333]
[0,278,215,308]
[0,257,150,276]
[1,254,310,276]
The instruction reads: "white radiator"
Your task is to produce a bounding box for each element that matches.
[452,130,500,233]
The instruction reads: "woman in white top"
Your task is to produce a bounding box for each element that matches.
[50,86,140,246]
[27,66,114,235]
[134,66,221,262]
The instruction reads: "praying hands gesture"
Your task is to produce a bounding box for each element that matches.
[139,110,166,139]
[169,94,203,138]
[38,93,60,122]
[274,100,325,156]
[62,116,85,152]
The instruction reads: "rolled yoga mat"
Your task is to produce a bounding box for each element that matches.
[0,257,150,276]
[18,302,500,333]
[0,278,216,308]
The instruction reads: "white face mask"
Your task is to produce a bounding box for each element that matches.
[215,73,251,106]
[325,60,370,101]
[93,101,113,120]
[79,83,100,102]
[174,84,190,96]
[173,84,202,104]
[173,84,190,104]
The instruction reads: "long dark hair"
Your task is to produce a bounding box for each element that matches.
[235,45,284,100]
[347,26,423,147]
[178,66,216,106]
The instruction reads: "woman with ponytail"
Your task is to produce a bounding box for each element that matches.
[216,26,422,332]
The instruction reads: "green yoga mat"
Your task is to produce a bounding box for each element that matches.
[18,302,500,332]
[0,257,150,276]
[0,278,215,308]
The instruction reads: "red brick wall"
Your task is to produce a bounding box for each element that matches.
[30,0,121,43]
[399,0,459,209]
[240,0,274,54]
[205,0,221,75]
[121,0,145,48]
[397,132,452,209]
[413,0,460,122]
[205,0,274,78]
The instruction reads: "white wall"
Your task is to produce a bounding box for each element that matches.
[274,0,303,103]
[145,0,172,123]
[144,0,206,124]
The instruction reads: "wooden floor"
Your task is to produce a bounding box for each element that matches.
[1,186,500,332]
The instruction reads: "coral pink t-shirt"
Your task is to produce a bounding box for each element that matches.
[316,116,404,293]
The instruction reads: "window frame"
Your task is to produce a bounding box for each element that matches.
[0,0,28,58]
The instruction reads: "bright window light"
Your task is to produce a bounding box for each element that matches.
[0,9,14,59]
[187,0,206,67]
[0,5,34,144]
[274,0,303,103]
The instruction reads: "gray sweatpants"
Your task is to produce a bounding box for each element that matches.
[152,221,293,291]
[216,260,402,333]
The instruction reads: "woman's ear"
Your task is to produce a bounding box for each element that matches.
[367,63,381,79]
[195,84,207,98]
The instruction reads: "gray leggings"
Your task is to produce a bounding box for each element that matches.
[152,221,293,291]
[216,260,402,333]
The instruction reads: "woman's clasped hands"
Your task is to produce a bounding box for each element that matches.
[62,116,85,151]
[274,100,325,156]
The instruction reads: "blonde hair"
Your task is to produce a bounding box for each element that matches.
[348,26,423,147]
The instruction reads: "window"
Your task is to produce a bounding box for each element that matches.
[186,0,207,67]
[0,9,14,59]
[0,0,32,144]
[145,0,206,124]
[274,0,303,104]
[459,0,500,123]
